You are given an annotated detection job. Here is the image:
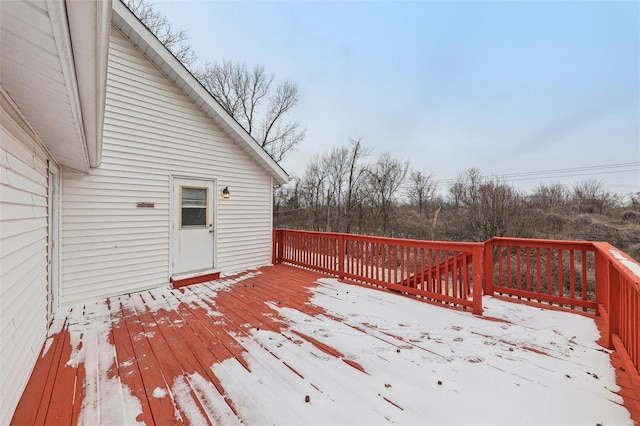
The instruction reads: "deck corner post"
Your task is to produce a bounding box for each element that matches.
[472,245,483,316]
[338,233,345,279]
[607,264,620,350]
[594,247,608,314]
[484,239,494,296]
[273,229,283,264]
[272,229,277,264]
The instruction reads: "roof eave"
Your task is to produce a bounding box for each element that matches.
[66,0,112,168]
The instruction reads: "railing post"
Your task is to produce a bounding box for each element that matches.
[275,229,284,264]
[338,234,345,279]
[484,240,494,296]
[272,229,277,264]
[594,249,609,313]
[607,265,620,350]
[472,245,483,316]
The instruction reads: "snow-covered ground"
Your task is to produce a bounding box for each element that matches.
[55,271,632,425]
[210,277,632,425]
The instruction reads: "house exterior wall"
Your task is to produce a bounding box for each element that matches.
[0,98,51,426]
[59,28,274,305]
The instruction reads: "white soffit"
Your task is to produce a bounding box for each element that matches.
[111,0,289,185]
[0,0,90,172]
[66,0,113,168]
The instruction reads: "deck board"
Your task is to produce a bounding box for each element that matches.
[110,299,163,425]
[12,317,67,426]
[11,264,636,425]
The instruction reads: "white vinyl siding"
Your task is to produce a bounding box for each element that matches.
[60,28,273,304]
[0,104,50,426]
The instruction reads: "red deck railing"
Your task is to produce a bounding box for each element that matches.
[592,242,640,375]
[484,237,598,311]
[485,237,639,378]
[273,229,484,314]
[273,230,640,384]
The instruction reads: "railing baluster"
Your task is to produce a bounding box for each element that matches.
[372,242,377,281]
[569,250,576,304]
[546,249,552,297]
[414,247,418,289]
[420,248,425,291]
[516,247,522,292]
[581,250,588,306]
[506,246,512,290]
[427,249,433,292]
[525,247,531,295]
[444,250,450,298]
[498,245,504,290]
[558,249,564,305]
[452,252,458,301]
[536,248,542,300]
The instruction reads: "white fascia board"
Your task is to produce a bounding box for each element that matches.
[66,0,112,168]
[111,0,290,185]
[46,0,90,173]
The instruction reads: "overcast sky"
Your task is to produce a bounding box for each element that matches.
[152,0,639,195]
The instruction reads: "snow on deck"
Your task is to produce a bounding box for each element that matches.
[12,264,633,425]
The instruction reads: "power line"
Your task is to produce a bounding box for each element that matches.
[436,162,640,185]
[274,205,313,213]
[497,162,638,177]
[502,168,640,183]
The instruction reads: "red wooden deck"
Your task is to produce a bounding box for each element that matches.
[11,264,639,425]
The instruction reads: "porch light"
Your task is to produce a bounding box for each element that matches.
[222,187,230,199]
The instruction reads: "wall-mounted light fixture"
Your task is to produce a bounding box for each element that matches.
[222,187,230,199]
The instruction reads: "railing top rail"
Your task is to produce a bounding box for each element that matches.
[593,242,640,288]
[275,229,483,251]
[487,237,596,251]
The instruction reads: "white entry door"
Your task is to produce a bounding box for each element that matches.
[172,177,215,276]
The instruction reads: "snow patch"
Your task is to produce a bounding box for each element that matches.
[219,269,262,280]
[63,300,144,425]
[41,337,54,358]
[47,311,67,337]
[610,249,640,280]
[113,269,261,318]
[171,375,208,425]
[210,277,632,425]
[152,387,167,398]
[187,372,241,425]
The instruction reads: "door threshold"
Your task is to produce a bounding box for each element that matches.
[171,269,221,288]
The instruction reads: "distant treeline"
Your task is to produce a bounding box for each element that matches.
[274,139,640,261]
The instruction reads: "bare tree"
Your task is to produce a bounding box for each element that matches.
[448,168,482,208]
[124,0,197,68]
[196,60,305,163]
[273,138,373,233]
[629,192,640,211]
[474,179,528,239]
[572,179,615,214]
[405,169,438,214]
[344,137,371,232]
[124,1,304,164]
[447,169,529,240]
[321,147,350,231]
[366,153,409,234]
[530,182,569,210]
[298,156,329,230]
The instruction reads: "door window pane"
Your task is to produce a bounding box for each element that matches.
[182,187,207,206]
[180,186,208,228]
